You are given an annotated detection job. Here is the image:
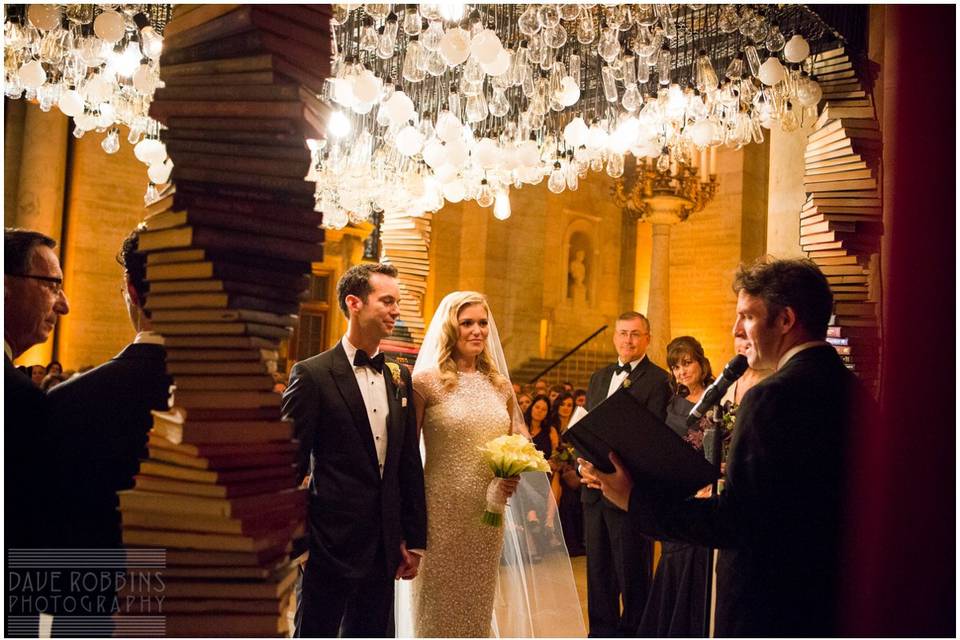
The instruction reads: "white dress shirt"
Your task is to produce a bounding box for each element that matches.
[606,354,647,398]
[341,335,390,477]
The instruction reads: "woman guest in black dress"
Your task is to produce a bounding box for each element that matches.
[546,391,586,556]
[638,336,715,637]
[523,394,560,551]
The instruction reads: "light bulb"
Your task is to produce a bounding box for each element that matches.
[725,54,745,80]
[744,45,762,77]
[476,179,494,207]
[765,25,785,52]
[657,46,671,86]
[140,26,163,59]
[694,50,719,93]
[403,10,422,36]
[783,34,810,63]
[518,6,541,36]
[493,191,511,219]
[101,128,120,154]
[547,162,566,194]
[598,28,620,62]
[605,152,624,178]
[115,42,143,77]
[576,13,596,44]
[328,111,352,137]
[439,3,465,22]
[93,10,125,43]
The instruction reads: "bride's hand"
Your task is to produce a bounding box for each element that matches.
[498,477,520,500]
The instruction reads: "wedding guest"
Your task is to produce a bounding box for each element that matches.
[40,373,65,391]
[582,311,671,638]
[638,336,715,637]
[517,392,533,414]
[587,258,867,637]
[46,225,171,635]
[524,393,561,542]
[574,389,588,407]
[562,380,574,392]
[548,384,564,406]
[534,379,548,395]
[30,364,45,387]
[551,391,575,434]
[525,394,558,460]
[46,360,63,376]
[5,228,70,636]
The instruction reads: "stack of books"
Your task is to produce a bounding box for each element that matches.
[380,211,433,363]
[802,46,883,391]
[115,4,331,636]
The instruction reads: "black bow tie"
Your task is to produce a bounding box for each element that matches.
[614,363,633,375]
[353,349,385,374]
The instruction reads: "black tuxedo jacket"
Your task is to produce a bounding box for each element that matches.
[5,354,58,548]
[582,356,672,506]
[281,342,427,580]
[627,345,864,636]
[46,342,171,548]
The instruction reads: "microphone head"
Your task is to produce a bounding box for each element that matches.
[723,354,749,381]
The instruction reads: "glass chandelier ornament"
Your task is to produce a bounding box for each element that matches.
[3,4,173,202]
[309,4,836,228]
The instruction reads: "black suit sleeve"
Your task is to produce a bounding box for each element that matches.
[282,361,318,485]
[645,371,672,422]
[626,384,781,550]
[397,366,427,550]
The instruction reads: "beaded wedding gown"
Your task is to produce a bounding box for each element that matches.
[394,291,586,638]
[409,368,512,637]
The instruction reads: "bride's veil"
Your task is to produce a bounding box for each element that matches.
[396,291,586,638]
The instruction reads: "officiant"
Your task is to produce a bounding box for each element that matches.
[582,258,866,637]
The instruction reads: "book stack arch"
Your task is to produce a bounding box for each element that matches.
[801,44,882,395]
[115,5,330,637]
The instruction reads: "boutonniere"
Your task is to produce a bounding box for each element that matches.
[385,362,404,400]
[621,379,632,389]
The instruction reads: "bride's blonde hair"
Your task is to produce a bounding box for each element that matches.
[435,291,509,393]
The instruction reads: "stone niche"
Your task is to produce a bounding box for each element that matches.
[429,172,633,369]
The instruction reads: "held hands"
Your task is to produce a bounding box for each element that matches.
[577,453,634,512]
[395,541,421,580]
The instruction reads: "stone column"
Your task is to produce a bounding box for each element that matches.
[642,195,687,367]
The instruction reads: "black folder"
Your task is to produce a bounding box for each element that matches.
[562,388,719,500]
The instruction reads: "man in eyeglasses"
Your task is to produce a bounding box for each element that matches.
[4,228,70,364]
[580,311,671,637]
[4,228,70,635]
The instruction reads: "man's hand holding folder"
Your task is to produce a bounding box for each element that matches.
[578,452,633,511]
[562,388,718,512]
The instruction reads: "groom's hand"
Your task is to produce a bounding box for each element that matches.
[395,541,421,580]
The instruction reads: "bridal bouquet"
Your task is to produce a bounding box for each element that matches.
[478,434,550,527]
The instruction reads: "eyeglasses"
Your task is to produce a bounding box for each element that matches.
[616,331,649,339]
[10,273,64,295]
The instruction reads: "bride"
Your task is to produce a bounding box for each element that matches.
[396,291,585,638]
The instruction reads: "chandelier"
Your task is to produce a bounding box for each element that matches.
[613,151,719,223]
[313,3,835,229]
[3,4,173,200]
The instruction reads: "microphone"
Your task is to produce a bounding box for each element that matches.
[686,354,749,426]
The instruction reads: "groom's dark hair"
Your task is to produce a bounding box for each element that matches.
[337,262,399,317]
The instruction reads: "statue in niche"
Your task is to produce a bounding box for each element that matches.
[568,249,588,306]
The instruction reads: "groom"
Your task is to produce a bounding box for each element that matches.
[282,263,427,637]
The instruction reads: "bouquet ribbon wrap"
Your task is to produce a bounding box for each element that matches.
[478,434,550,527]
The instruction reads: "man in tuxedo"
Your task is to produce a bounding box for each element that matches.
[42,226,171,634]
[588,258,864,636]
[4,228,70,635]
[581,311,671,637]
[282,263,427,638]
[4,229,71,546]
